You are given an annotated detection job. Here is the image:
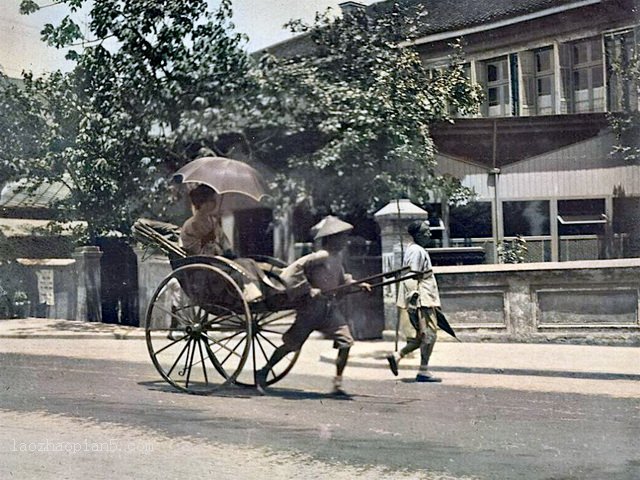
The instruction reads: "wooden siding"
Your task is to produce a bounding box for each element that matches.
[437,133,640,200]
[436,154,492,198]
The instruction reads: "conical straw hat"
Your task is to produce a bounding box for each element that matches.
[313,215,353,240]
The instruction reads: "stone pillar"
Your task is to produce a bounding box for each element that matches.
[374,199,429,339]
[73,246,102,322]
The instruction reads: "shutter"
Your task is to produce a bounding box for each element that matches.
[557,43,573,114]
[509,53,519,116]
[518,51,536,116]
[474,61,488,116]
[632,26,639,112]
[604,32,619,111]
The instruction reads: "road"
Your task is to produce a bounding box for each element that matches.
[0,337,638,479]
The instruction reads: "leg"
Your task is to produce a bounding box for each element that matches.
[323,305,354,395]
[255,306,315,393]
[255,344,296,394]
[386,308,421,376]
[332,347,351,396]
[336,346,350,377]
[264,344,295,372]
[416,308,441,383]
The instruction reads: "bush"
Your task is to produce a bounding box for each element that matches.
[497,235,528,264]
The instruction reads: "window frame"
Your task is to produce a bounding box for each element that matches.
[485,56,511,117]
[534,47,555,115]
[570,36,605,113]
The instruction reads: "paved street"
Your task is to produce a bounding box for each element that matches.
[0,320,639,479]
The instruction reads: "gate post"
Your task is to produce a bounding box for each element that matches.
[374,199,429,339]
[73,246,102,322]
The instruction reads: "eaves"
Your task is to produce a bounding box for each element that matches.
[401,0,602,47]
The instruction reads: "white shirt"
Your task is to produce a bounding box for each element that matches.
[396,242,441,308]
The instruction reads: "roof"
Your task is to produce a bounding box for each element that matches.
[0,218,85,237]
[0,180,70,209]
[265,0,608,56]
[369,0,601,39]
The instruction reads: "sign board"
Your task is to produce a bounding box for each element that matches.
[36,269,55,306]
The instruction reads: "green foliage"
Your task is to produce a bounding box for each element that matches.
[0,232,25,318]
[6,0,252,241]
[608,43,639,164]
[497,235,528,264]
[183,3,482,218]
[6,1,482,239]
[268,9,481,216]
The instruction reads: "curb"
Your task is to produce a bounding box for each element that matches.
[0,334,145,340]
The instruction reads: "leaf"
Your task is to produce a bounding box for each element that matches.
[19,0,39,15]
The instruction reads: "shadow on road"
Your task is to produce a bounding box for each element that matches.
[426,365,640,381]
[138,380,364,401]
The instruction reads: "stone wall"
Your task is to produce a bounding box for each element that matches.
[16,258,77,320]
[134,250,173,325]
[435,259,640,345]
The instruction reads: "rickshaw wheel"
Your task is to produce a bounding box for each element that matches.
[145,263,252,394]
[233,309,301,388]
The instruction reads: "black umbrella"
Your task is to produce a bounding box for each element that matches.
[435,308,459,341]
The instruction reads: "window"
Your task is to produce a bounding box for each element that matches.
[503,200,550,236]
[535,48,555,114]
[570,37,605,112]
[485,57,511,116]
[605,28,639,112]
[557,199,606,236]
[449,202,493,239]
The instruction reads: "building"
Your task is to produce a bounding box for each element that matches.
[396,0,640,263]
[270,0,639,263]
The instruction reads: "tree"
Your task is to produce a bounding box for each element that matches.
[184,3,482,220]
[608,45,640,164]
[5,1,482,243]
[3,0,252,241]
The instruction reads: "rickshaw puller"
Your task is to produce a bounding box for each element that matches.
[255,216,370,396]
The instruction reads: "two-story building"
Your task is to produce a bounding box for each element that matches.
[392,0,640,263]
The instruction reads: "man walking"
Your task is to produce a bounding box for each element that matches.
[387,220,442,382]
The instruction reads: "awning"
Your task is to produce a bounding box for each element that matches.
[0,179,70,208]
[557,214,607,225]
[0,218,86,237]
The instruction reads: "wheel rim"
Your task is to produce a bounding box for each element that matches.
[145,264,252,394]
[233,309,301,387]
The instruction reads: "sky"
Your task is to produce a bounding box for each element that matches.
[0,0,376,78]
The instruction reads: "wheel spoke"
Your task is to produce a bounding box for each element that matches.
[153,334,188,355]
[217,334,249,367]
[197,338,209,385]
[151,303,195,327]
[179,338,194,377]
[254,332,272,364]
[203,313,245,329]
[167,337,192,378]
[259,327,292,335]
[259,311,295,326]
[184,338,197,387]
[202,331,244,359]
[256,330,280,350]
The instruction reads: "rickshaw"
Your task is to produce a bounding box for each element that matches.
[133,157,430,395]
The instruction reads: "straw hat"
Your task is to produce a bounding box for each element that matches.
[313,215,353,240]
